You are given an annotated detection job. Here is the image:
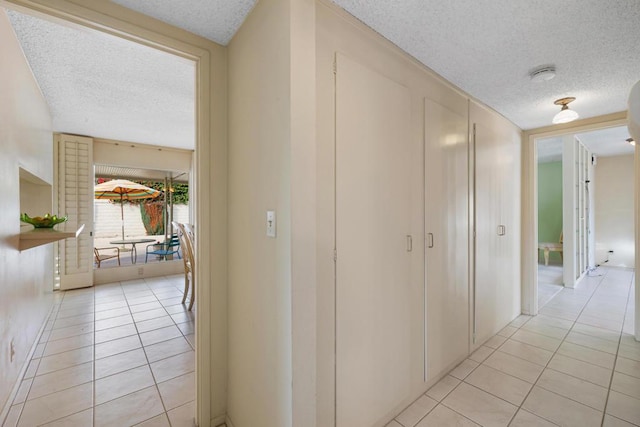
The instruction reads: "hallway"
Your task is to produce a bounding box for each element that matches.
[389,267,638,427]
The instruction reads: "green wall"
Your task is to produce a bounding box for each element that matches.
[538,161,563,263]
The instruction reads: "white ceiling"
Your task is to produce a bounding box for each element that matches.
[330,0,640,130]
[110,0,256,46]
[6,1,640,150]
[6,9,196,150]
[537,126,633,163]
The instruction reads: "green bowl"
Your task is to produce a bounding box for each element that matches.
[20,213,68,228]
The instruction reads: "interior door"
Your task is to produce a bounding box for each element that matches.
[55,133,94,290]
[424,97,469,379]
[335,54,414,427]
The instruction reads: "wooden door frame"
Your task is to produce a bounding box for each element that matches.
[0,1,227,425]
[520,112,631,320]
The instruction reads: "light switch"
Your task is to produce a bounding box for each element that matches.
[266,210,276,237]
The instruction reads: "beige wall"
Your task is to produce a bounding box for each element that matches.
[227,0,317,424]
[227,0,293,426]
[595,154,635,268]
[0,8,54,415]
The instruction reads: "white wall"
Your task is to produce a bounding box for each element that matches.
[94,199,189,239]
[227,0,293,425]
[0,8,54,416]
[595,154,635,268]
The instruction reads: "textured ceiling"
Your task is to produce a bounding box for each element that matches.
[110,0,257,45]
[576,127,634,158]
[537,126,633,163]
[331,0,640,130]
[7,1,640,150]
[7,9,196,150]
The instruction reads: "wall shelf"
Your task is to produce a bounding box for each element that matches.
[19,224,85,251]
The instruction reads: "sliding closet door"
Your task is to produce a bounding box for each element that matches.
[473,112,521,346]
[336,54,414,427]
[424,97,469,379]
[473,122,501,344]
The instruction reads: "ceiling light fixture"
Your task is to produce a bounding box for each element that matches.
[530,66,556,83]
[626,137,636,146]
[552,97,579,124]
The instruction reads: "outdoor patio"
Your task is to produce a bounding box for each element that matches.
[93,234,182,268]
[93,178,189,270]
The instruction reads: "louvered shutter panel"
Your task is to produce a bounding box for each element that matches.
[56,134,94,290]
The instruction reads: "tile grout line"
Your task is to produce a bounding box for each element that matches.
[15,292,94,427]
[93,285,99,427]
[505,269,611,426]
[403,315,533,427]
[123,279,173,425]
[9,276,184,427]
[598,271,636,427]
[117,276,194,426]
[395,316,526,427]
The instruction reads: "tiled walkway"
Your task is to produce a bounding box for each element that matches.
[389,267,638,427]
[3,268,638,427]
[538,264,563,309]
[3,275,195,427]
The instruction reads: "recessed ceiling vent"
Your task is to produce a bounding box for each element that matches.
[530,66,556,83]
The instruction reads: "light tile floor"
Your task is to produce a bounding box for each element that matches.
[390,267,639,427]
[538,264,563,309]
[3,274,195,427]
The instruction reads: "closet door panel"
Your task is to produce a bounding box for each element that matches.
[424,97,469,379]
[500,126,521,318]
[473,116,521,346]
[473,122,501,345]
[335,54,414,427]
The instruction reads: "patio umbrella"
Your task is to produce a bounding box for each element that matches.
[94,179,162,241]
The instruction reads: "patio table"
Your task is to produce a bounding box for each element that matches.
[109,238,156,264]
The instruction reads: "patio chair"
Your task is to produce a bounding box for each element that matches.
[94,247,120,268]
[144,235,181,263]
[538,231,563,266]
[173,221,195,310]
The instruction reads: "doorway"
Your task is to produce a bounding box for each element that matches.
[536,137,564,308]
[1,0,224,424]
[523,117,636,329]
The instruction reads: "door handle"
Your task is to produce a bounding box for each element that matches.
[427,233,434,248]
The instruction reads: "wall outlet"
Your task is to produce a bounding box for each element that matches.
[10,339,15,362]
[138,267,144,275]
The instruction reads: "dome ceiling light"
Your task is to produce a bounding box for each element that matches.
[552,97,579,124]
